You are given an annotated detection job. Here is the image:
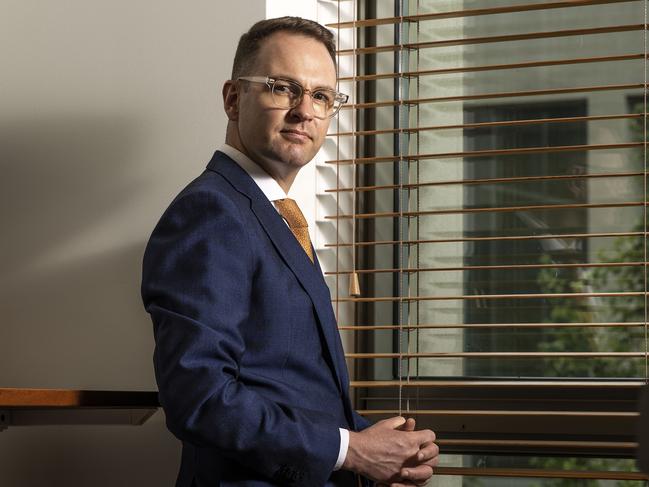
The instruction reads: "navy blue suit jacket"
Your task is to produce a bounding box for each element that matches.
[142,151,370,486]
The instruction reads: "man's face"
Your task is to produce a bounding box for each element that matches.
[227,31,337,178]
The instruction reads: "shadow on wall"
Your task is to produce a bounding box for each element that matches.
[0,116,157,389]
[0,116,181,485]
[0,116,145,277]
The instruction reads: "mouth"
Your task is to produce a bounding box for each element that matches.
[280,129,312,141]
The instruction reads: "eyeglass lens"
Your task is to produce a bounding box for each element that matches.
[270,79,338,117]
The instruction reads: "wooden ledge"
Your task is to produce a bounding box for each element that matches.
[0,388,160,431]
[0,388,159,408]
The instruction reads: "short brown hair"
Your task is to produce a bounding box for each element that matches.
[231,16,337,79]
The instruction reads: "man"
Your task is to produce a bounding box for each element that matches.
[142,16,439,487]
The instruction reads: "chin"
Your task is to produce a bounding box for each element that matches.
[282,156,312,168]
[277,148,315,167]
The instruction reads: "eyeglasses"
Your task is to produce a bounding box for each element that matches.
[237,76,348,119]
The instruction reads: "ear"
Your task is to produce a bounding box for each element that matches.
[222,80,239,121]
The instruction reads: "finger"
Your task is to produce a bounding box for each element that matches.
[415,442,440,462]
[400,464,433,484]
[412,452,440,470]
[399,417,416,432]
[411,428,436,446]
[418,455,440,469]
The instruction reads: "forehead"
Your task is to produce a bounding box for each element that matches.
[254,31,337,89]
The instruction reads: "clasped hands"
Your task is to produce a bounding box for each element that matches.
[343,416,439,486]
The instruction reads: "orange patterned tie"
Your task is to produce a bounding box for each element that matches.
[275,198,314,263]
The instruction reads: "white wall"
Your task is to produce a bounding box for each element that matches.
[0,1,264,485]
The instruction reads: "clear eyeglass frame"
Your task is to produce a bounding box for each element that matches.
[237,76,349,119]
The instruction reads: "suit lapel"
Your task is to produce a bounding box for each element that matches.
[207,152,346,393]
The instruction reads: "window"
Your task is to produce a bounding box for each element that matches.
[320,0,648,484]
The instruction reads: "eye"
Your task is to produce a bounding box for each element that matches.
[273,84,291,94]
[313,90,334,105]
[273,80,300,97]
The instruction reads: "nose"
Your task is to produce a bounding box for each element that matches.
[288,92,315,121]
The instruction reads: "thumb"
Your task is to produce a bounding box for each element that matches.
[399,417,416,431]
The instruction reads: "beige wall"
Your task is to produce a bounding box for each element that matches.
[0,1,264,485]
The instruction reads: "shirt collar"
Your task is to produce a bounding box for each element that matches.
[219,144,287,202]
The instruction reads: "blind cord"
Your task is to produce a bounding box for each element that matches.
[643,0,648,383]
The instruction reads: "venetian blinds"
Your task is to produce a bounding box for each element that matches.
[320,0,649,483]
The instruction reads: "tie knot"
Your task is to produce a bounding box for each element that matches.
[274,198,313,263]
[275,198,308,229]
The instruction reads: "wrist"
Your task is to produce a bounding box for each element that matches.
[342,430,362,473]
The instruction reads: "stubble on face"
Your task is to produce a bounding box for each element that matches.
[228,31,337,190]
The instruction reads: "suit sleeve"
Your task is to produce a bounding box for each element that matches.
[353,411,372,431]
[142,189,340,486]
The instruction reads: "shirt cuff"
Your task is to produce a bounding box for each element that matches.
[334,428,349,471]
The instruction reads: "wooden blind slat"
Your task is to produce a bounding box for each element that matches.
[436,439,637,450]
[349,380,645,388]
[326,0,635,28]
[324,231,646,248]
[339,322,644,331]
[327,113,645,138]
[325,171,644,194]
[345,351,645,359]
[337,24,645,55]
[356,409,638,417]
[334,291,648,304]
[325,261,644,276]
[325,142,645,165]
[433,466,648,480]
[341,82,645,109]
[324,201,646,221]
[338,53,646,82]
